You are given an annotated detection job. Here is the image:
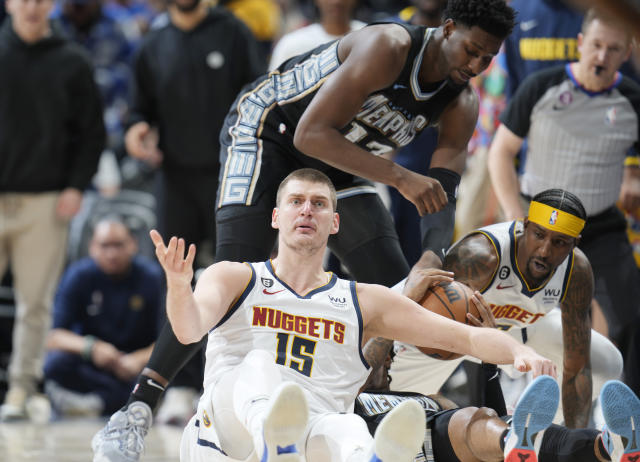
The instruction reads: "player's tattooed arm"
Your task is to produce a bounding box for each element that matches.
[442,234,498,292]
[560,249,594,428]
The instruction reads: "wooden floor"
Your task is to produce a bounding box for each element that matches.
[0,418,183,462]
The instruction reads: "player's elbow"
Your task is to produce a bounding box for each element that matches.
[293,123,311,154]
[174,330,201,345]
[169,320,202,345]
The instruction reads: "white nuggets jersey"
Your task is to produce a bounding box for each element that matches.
[472,221,575,332]
[203,261,370,413]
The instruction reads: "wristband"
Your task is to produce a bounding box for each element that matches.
[82,335,96,361]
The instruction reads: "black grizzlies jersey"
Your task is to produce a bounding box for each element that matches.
[219,23,467,207]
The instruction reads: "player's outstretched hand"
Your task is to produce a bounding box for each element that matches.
[468,291,497,328]
[403,268,454,303]
[397,170,448,216]
[149,229,196,287]
[514,346,557,379]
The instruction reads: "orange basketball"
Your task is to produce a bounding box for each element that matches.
[416,281,479,360]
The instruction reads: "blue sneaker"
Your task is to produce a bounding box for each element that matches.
[600,380,640,462]
[370,400,425,462]
[260,383,308,462]
[504,375,559,462]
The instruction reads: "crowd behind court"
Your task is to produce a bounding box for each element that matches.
[0,0,639,433]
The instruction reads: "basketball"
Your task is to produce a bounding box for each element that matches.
[417,281,479,360]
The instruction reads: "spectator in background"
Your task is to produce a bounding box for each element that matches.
[52,0,135,156]
[104,0,162,39]
[44,217,162,417]
[122,0,265,424]
[219,0,280,60]
[503,0,583,99]
[488,8,640,396]
[268,0,364,70]
[0,0,105,421]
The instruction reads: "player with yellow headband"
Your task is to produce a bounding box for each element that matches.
[388,188,623,429]
[527,200,586,239]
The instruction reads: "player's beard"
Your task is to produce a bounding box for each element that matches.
[525,257,551,287]
[172,0,201,13]
[281,234,325,257]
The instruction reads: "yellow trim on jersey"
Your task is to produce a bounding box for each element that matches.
[559,250,575,304]
[528,201,585,238]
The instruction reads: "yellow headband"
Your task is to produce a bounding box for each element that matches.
[528,201,585,238]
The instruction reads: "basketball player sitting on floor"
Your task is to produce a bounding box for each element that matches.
[389,189,623,428]
[96,168,556,462]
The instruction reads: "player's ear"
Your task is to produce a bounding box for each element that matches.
[577,32,584,53]
[442,18,455,39]
[330,212,340,235]
[271,207,279,230]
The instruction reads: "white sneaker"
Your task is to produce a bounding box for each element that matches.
[0,386,28,422]
[261,382,309,462]
[155,386,198,426]
[25,393,52,424]
[370,400,425,462]
[92,401,152,462]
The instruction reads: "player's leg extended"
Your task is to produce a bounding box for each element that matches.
[446,407,506,462]
[209,350,307,462]
[306,401,424,462]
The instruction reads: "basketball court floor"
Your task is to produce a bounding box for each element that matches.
[0,418,183,462]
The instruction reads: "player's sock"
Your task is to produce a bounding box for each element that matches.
[126,374,165,410]
[500,429,509,451]
[536,424,602,462]
[596,435,612,461]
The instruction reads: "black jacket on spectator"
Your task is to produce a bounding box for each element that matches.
[128,7,265,170]
[0,19,105,193]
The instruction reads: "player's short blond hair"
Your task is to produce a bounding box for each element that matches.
[276,168,337,211]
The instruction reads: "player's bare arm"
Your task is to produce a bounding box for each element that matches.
[150,230,251,344]
[559,249,594,428]
[293,25,448,215]
[487,124,526,220]
[362,268,454,372]
[442,233,499,291]
[358,283,556,377]
[428,85,479,175]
